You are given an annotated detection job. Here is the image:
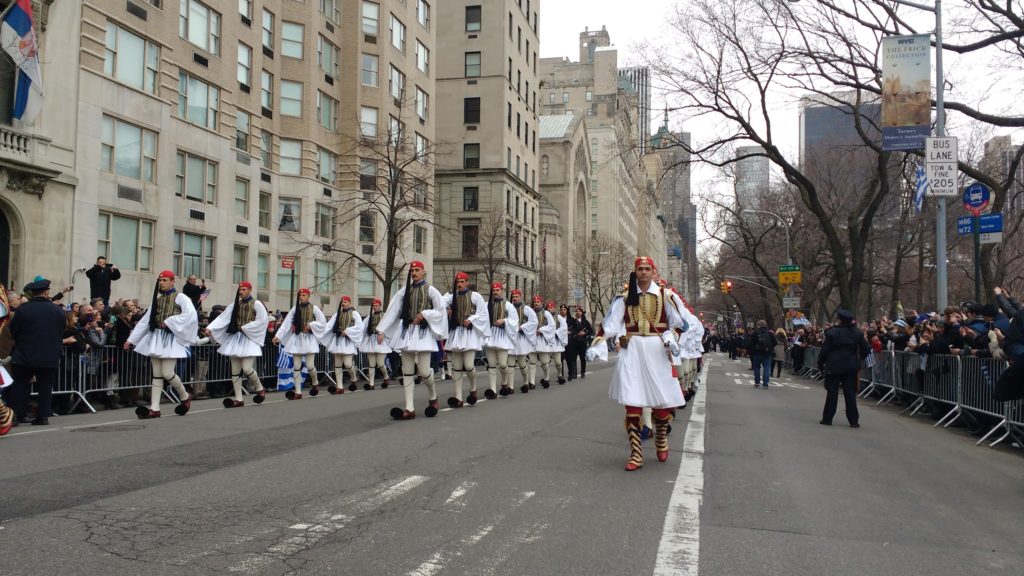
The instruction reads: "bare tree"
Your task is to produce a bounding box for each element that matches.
[571,233,633,321]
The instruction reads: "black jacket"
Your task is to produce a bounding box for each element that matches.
[86,264,121,299]
[569,316,594,343]
[996,293,1024,348]
[817,324,870,375]
[183,282,204,310]
[10,297,66,368]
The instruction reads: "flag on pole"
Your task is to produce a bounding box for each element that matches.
[1,0,44,124]
[199,288,211,302]
[914,165,928,214]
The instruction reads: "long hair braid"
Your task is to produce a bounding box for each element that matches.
[291,292,303,333]
[227,287,243,334]
[333,299,346,336]
[399,267,414,329]
[147,279,162,331]
[625,271,640,307]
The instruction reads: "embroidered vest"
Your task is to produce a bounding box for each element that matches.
[338,308,354,331]
[535,307,547,328]
[514,303,526,332]
[154,293,182,326]
[490,298,507,326]
[403,283,431,324]
[236,298,256,325]
[623,289,668,336]
[366,310,382,333]
[452,291,474,326]
[294,303,313,332]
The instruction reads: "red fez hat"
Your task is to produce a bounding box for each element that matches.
[298,288,311,296]
[455,271,470,280]
[238,281,253,289]
[634,256,656,269]
[491,282,503,290]
[532,295,543,303]
[158,270,175,279]
[341,295,351,302]
[546,300,556,309]
[511,289,523,296]
[372,297,382,306]
[410,261,425,270]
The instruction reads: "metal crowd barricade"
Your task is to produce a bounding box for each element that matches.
[906,354,960,423]
[959,356,1020,447]
[880,350,921,407]
[858,351,894,399]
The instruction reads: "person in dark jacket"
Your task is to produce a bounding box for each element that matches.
[994,287,1024,363]
[85,257,121,306]
[567,307,594,380]
[4,278,66,425]
[817,308,871,427]
[183,275,206,312]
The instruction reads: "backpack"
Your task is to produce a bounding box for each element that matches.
[755,330,775,355]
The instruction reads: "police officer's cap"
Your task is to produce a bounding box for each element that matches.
[836,308,855,321]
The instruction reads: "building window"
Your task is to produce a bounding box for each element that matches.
[262,9,274,50]
[259,131,273,169]
[235,110,250,151]
[104,23,160,94]
[320,0,340,24]
[417,0,431,29]
[318,36,339,78]
[465,52,481,77]
[463,187,479,212]
[507,102,511,128]
[317,147,336,183]
[562,92,569,104]
[412,179,428,209]
[97,212,154,272]
[413,41,431,77]
[585,90,593,102]
[278,197,301,232]
[466,5,481,32]
[234,178,249,218]
[389,65,405,100]
[178,73,220,129]
[179,0,221,55]
[257,253,270,291]
[237,42,252,85]
[358,265,375,299]
[360,159,377,190]
[360,107,378,139]
[260,70,273,109]
[259,192,271,228]
[415,87,429,121]
[463,144,480,169]
[388,115,404,150]
[464,97,480,123]
[239,0,252,20]
[101,116,157,182]
[281,22,304,59]
[462,225,479,258]
[548,92,554,104]
[277,257,300,290]
[413,225,426,253]
[280,80,302,117]
[415,133,428,162]
[317,91,338,131]
[175,151,217,204]
[280,139,302,175]
[316,203,336,239]
[390,14,406,53]
[362,1,379,35]
[359,211,376,243]
[361,53,379,86]
[174,231,215,280]
[233,245,248,284]
[315,259,332,292]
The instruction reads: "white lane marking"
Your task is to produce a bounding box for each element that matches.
[445,481,477,507]
[409,491,538,576]
[653,357,709,576]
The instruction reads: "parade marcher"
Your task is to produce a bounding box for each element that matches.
[357,298,392,390]
[817,308,871,427]
[510,289,537,393]
[442,272,489,407]
[273,288,326,399]
[315,296,363,394]
[206,281,270,408]
[5,278,65,426]
[588,256,687,471]
[482,282,519,399]
[530,295,557,390]
[550,302,569,384]
[375,261,446,420]
[125,271,199,419]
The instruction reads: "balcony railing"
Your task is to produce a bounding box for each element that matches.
[0,124,32,161]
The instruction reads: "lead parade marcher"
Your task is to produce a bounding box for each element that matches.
[206,281,270,408]
[443,272,489,408]
[314,295,363,394]
[588,256,687,471]
[510,289,537,393]
[530,295,557,390]
[273,288,327,399]
[482,282,519,399]
[125,270,199,419]
[375,261,446,420]
[357,298,392,390]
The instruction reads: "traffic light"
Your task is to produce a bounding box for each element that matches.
[720,281,727,294]
[725,280,733,294]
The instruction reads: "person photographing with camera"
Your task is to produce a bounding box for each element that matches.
[86,256,121,307]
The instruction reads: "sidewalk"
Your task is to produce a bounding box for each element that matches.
[700,353,1023,576]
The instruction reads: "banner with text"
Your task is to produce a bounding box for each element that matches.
[882,34,931,151]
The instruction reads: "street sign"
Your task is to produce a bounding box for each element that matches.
[981,232,1002,244]
[925,137,958,197]
[783,297,800,308]
[778,264,801,285]
[280,256,296,269]
[957,213,1002,236]
[957,216,973,236]
[962,182,990,216]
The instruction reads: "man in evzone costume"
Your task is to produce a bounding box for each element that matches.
[375,261,446,420]
[548,301,569,385]
[589,256,687,471]
[357,298,392,390]
[510,290,537,393]
[442,272,489,408]
[206,281,269,408]
[315,295,363,394]
[273,288,326,399]
[530,295,558,390]
[125,270,199,419]
[482,282,518,399]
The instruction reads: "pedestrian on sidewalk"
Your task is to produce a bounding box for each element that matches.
[818,309,870,428]
[772,328,788,378]
[748,320,774,389]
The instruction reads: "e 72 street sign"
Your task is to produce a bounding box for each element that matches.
[925,137,958,197]
[778,265,801,285]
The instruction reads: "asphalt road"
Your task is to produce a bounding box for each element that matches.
[1,353,1021,575]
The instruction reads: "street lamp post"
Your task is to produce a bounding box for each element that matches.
[741,209,792,265]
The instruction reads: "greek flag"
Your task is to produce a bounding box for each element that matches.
[1,0,44,124]
[914,166,928,214]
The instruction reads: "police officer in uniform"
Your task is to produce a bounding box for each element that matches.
[817,308,870,427]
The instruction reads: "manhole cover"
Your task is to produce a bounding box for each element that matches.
[73,424,147,432]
